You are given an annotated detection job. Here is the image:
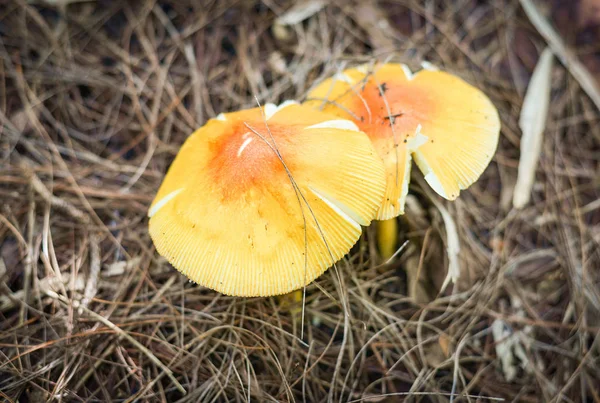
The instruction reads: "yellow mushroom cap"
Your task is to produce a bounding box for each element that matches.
[305,63,501,219]
[148,102,386,297]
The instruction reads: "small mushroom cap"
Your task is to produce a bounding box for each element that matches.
[148,102,386,297]
[306,63,500,219]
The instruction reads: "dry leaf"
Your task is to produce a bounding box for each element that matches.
[513,47,553,209]
[438,333,451,357]
[351,3,395,50]
[424,333,452,367]
[105,256,142,277]
[492,296,535,382]
[276,0,325,25]
[268,51,288,75]
[423,338,446,367]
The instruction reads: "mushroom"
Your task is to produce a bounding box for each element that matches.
[305,63,500,257]
[148,101,386,297]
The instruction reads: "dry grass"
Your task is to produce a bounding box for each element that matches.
[1,0,600,402]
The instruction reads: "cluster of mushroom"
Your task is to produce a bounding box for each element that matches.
[148,62,500,297]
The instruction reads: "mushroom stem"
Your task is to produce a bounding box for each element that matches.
[377,218,398,260]
[277,290,303,318]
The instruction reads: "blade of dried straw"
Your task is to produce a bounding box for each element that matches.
[44,289,186,394]
[513,47,553,209]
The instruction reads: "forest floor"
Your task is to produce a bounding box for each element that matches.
[1,0,599,402]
